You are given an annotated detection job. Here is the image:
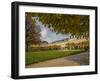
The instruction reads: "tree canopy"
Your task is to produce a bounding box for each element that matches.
[25,12,89,50]
[27,13,89,36]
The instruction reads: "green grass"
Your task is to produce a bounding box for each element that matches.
[25,50,85,65]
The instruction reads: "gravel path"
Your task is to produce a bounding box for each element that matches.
[64,52,89,65]
[26,52,89,68]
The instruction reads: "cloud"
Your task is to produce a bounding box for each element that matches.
[35,19,69,43]
[40,25,69,43]
[40,26,47,38]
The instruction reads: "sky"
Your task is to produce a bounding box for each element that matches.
[34,17,69,43]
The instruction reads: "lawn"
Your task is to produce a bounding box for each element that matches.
[25,50,85,65]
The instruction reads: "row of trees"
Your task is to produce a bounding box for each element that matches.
[66,41,89,50]
[28,41,89,52]
[27,45,61,52]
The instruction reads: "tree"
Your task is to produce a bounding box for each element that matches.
[25,13,41,51]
